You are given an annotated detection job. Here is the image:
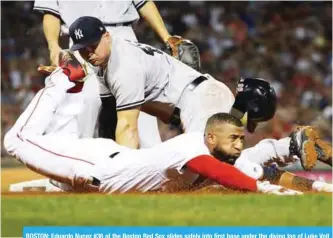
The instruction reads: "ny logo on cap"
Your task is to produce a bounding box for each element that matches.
[74,29,84,40]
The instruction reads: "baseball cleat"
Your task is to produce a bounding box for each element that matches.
[289,126,318,171]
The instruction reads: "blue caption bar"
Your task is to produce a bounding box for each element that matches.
[23,227,332,238]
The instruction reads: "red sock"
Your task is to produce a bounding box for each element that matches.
[61,67,84,93]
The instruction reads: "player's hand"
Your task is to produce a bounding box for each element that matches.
[256,181,303,195]
[49,44,63,66]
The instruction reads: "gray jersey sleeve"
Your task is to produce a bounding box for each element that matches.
[110,66,145,111]
[97,68,112,98]
[132,0,147,10]
[33,0,60,16]
[99,82,112,99]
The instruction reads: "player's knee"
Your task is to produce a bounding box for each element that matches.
[3,129,19,156]
[3,126,26,156]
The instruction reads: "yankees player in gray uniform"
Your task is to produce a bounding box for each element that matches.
[33,0,176,146]
[68,16,242,149]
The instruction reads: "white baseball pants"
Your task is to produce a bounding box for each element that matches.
[235,137,295,179]
[3,71,122,189]
[177,75,235,133]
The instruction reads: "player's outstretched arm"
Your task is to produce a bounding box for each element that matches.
[116,106,141,149]
[43,14,62,66]
[185,155,302,195]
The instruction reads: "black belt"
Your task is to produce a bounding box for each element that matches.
[104,21,134,27]
[186,75,208,91]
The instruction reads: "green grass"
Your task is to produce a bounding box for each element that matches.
[2,194,332,237]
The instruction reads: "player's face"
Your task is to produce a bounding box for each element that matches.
[206,123,244,164]
[78,33,111,67]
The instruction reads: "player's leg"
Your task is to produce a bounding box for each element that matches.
[234,128,332,191]
[3,70,100,192]
[6,132,95,189]
[3,70,77,154]
[5,128,121,192]
[261,166,332,193]
[178,76,235,133]
[233,156,332,193]
[3,85,92,183]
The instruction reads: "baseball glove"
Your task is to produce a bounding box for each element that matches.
[165,35,184,58]
[38,65,57,75]
[165,36,201,71]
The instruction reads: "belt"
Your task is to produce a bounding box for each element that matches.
[186,75,208,91]
[104,21,134,27]
[169,76,208,128]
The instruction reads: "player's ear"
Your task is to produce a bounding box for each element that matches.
[206,132,216,145]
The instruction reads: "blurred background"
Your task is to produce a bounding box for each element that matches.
[1,1,332,176]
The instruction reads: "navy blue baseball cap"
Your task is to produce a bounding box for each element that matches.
[69,16,106,51]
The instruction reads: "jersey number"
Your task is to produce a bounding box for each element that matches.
[130,41,163,56]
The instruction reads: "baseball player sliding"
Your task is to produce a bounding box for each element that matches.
[66,16,331,173]
[4,52,331,194]
[33,0,189,147]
